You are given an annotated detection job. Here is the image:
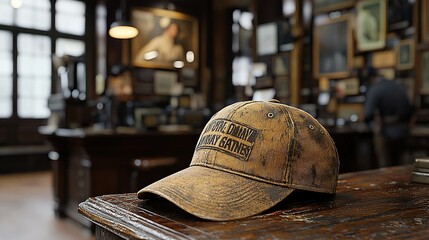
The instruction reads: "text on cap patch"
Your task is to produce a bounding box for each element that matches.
[196,118,259,161]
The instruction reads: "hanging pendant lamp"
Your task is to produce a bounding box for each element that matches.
[109,0,139,39]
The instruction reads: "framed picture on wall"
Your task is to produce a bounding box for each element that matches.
[422,0,429,43]
[257,22,278,56]
[396,39,415,70]
[274,75,289,98]
[387,0,412,31]
[277,21,294,52]
[153,70,178,95]
[336,78,360,96]
[313,14,353,79]
[336,103,364,122]
[313,0,355,14]
[272,52,291,76]
[356,0,386,52]
[421,51,429,94]
[131,8,199,69]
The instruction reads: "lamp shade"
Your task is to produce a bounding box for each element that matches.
[109,21,139,39]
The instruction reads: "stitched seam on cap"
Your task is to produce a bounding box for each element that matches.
[283,106,296,184]
[192,162,289,187]
[226,101,256,119]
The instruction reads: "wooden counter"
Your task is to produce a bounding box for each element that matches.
[79,165,429,239]
[41,127,200,227]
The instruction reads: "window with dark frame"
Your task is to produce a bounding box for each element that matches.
[0,0,86,119]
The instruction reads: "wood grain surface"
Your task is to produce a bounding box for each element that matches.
[79,165,429,239]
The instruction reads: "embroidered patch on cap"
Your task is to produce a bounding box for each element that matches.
[195,118,258,161]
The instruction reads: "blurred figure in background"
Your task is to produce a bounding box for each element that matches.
[364,67,413,168]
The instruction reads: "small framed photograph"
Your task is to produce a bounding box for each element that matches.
[420,50,429,94]
[396,39,415,70]
[356,0,387,52]
[274,75,289,98]
[272,52,291,76]
[257,22,277,56]
[134,108,164,131]
[153,70,178,95]
[313,14,353,79]
[337,103,364,122]
[336,78,360,96]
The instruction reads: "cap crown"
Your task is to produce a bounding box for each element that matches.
[191,101,339,193]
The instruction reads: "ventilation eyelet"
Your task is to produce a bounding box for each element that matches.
[309,124,315,130]
[267,112,274,118]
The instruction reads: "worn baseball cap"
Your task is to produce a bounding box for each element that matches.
[138,100,339,221]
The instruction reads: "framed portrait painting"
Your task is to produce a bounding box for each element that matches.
[131,8,199,69]
[356,0,386,52]
[396,39,415,70]
[313,14,353,79]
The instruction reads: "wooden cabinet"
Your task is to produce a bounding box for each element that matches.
[40,128,200,227]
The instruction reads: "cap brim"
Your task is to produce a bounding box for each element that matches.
[138,166,294,221]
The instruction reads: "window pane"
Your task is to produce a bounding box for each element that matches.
[0,53,13,75]
[0,76,12,97]
[0,99,12,118]
[56,0,85,35]
[17,34,51,119]
[34,10,51,30]
[0,30,13,51]
[16,0,51,30]
[18,33,51,54]
[0,76,12,118]
[27,0,50,9]
[34,77,51,97]
[18,77,34,97]
[56,0,85,14]
[0,30,12,118]
[0,1,13,25]
[18,98,49,118]
[56,38,85,57]
[18,54,51,77]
